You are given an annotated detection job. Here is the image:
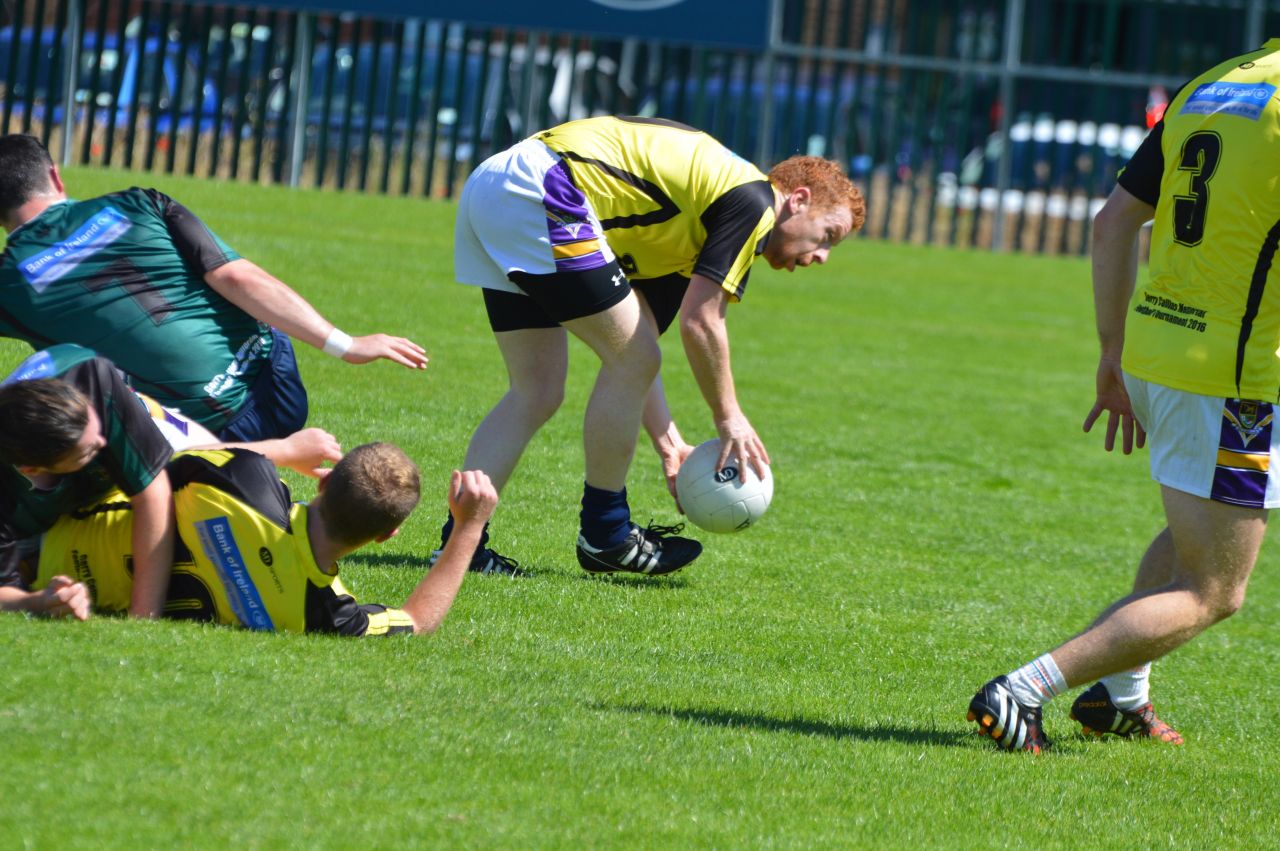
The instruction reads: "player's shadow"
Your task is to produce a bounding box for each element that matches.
[595,701,970,748]
[341,552,433,570]
[575,572,692,590]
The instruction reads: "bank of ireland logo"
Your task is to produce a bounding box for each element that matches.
[586,0,687,9]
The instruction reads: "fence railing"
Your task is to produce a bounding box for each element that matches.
[3,0,1278,255]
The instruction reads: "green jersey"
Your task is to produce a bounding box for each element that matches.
[0,188,272,430]
[0,344,173,543]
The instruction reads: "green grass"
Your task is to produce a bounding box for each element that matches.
[3,169,1279,849]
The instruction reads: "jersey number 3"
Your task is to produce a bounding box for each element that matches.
[1172,131,1222,247]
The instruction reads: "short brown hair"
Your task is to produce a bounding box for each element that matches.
[0,134,56,216]
[768,156,866,232]
[0,378,90,468]
[319,442,421,546]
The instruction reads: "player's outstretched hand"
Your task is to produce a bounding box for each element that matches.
[1083,356,1146,454]
[659,440,694,513]
[40,575,91,621]
[278,427,343,477]
[714,412,771,481]
[343,334,429,369]
[449,469,499,526]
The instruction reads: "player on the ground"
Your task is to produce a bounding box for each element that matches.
[0,345,343,618]
[446,115,865,577]
[0,133,428,442]
[15,444,496,638]
[967,39,1280,752]
[0,345,175,617]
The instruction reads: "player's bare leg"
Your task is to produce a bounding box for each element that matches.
[562,292,659,491]
[434,326,568,577]
[1068,526,1184,742]
[971,489,1261,751]
[1051,487,1265,685]
[462,326,569,491]
[565,292,700,575]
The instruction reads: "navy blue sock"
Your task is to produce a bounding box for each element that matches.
[439,515,489,553]
[580,483,632,550]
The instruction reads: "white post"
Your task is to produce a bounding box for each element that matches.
[1245,0,1265,51]
[288,11,314,187]
[59,0,84,166]
[992,0,1024,251]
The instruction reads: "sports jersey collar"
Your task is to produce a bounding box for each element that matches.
[292,501,337,577]
[8,198,72,236]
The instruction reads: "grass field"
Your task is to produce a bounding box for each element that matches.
[3,168,1279,849]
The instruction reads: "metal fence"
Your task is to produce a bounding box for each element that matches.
[2,0,1278,254]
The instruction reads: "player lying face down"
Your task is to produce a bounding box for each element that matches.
[22,444,498,638]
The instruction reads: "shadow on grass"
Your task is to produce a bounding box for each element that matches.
[341,552,433,570]
[343,551,548,578]
[575,572,692,590]
[597,701,971,748]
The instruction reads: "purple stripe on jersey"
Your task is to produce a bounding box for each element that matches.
[557,251,609,273]
[1212,399,1274,507]
[1211,466,1268,508]
[542,159,590,222]
[543,160,601,245]
[542,158,608,272]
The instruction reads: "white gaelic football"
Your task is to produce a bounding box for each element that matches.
[675,438,774,533]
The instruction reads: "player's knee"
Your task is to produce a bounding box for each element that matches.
[630,334,662,382]
[1213,586,1247,622]
[510,381,564,425]
[1192,581,1247,624]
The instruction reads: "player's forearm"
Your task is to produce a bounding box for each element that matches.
[642,375,685,454]
[0,586,47,614]
[128,476,176,618]
[205,259,336,349]
[402,520,485,635]
[1091,188,1153,360]
[680,314,741,423]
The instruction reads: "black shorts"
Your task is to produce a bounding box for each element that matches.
[484,270,691,336]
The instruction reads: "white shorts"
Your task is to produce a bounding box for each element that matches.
[1123,372,1280,509]
[135,392,218,451]
[453,138,615,294]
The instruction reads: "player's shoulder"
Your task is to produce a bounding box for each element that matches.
[94,187,174,216]
[170,448,293,531]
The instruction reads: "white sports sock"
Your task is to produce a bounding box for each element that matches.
[1099,663,1152,711]
[1005,653,1068,708]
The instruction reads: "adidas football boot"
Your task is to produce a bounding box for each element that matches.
[576,522,701,576]
[1070,683,1184,744]
[967,675,1050,754]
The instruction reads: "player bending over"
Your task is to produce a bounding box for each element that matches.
[446,115,865,577]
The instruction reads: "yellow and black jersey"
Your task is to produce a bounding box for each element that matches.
[34,449,414,637]
[1118,38,1280,400]
[534,116,776,300]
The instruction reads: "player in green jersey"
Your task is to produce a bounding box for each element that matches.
[449,116,865,577]
[0,134,428,441]
[969,40,1280,753]
[0,344,176,616]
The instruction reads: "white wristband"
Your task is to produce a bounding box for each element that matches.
[322,328,353,358]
